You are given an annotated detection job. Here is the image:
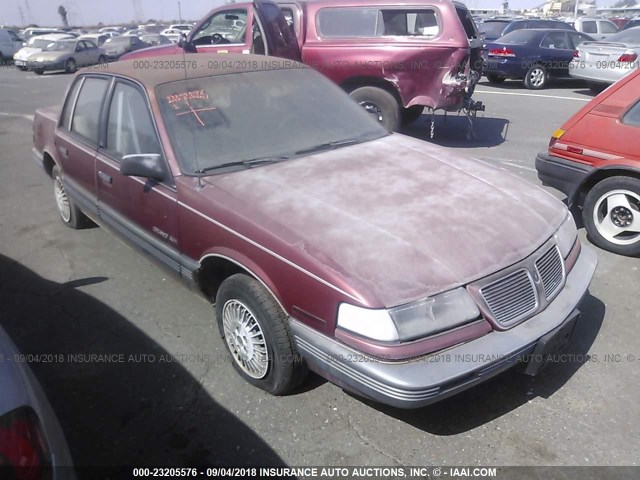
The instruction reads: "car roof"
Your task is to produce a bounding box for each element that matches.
[80,54,308,87]
[31,33,73,41]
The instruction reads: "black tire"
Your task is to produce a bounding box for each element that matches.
[52,166,90,229]
[582,176,640,256]
[97,55,107,67]
[349,86,400,131]
[34,69,44,75]
[523,64,547,90]
[588,82,607,94]
[18,66,28,71]
[216,274,307,395]
[486,74,506,84]
[65,58,76,73]
[401,105,424,126]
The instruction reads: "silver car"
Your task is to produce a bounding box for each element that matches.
[570,26,640,91]
[27,38,106,74]
[0,324,75,479]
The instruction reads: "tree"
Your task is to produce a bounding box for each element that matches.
[58,5,69,28]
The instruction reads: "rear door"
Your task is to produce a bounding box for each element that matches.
[540,31,574,77]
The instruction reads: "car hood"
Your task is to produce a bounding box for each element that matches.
[204,134,566,307]
[15,47,40,59]
[32,51,71,61]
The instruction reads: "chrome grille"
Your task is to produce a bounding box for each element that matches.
[480,269,538,326]
[535,245,564,300]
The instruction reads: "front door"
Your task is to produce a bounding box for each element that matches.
[96,79,181,273]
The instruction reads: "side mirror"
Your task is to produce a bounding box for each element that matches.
[178,33,197,53]
[120,154,166,182]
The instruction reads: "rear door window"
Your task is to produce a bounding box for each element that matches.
[380,9,439,37]
[582,21,597,34]
[317,8,378,37]
[70,77,109,144]
[599,21,618,34]
[541,31,570,50]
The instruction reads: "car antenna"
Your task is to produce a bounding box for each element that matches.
[177,1,204,190]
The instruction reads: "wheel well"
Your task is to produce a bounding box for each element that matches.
[195,256,249,302]
[574,168,640,208]
[42,152,56,178]
[340,77,402,105]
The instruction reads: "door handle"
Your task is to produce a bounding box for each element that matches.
[98,171,112,184]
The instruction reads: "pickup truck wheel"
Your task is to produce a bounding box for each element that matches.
[349,86,400,131]
[65,58,76,73]
[401,106,424,126]
[52,166,89,229]
[523,65,547,90]
[216,274,307,395]
[582,176,640,256]
[486,74,506,84]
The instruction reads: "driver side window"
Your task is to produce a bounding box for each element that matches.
[191,9,248,46]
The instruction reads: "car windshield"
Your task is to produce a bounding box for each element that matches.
[479,21,508,37]
[29,38,55,48]
[44,40,75,51]
[157,68,387,175]
[495,30,537,44]
[607,27,640,44]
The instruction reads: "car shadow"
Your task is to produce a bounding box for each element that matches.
[401,113,510,148]
[0,253,290,473]
[476,78,590,91]
[347,292,605,436]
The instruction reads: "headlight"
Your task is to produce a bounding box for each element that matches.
[337,287,481,342]
[337,304,399,342]
[555,213,577,258]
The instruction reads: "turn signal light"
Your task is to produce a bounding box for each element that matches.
[549,128,566,147]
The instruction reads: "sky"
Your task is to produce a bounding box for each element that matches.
[2,1,603,27]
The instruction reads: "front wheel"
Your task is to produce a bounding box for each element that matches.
[349,86,400,131]
[216,274,307,395]
[582,176,640,256]
[523,65,547,90]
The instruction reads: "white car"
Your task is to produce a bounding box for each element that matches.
[169,23,192,32]
[0,323,75,478]
[13,33,73,70]
[160,28,183,43]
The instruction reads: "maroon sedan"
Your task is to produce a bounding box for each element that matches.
[33,54,597,408]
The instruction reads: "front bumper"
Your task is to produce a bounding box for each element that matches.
[291,244,597,409]
[535,151,594,206]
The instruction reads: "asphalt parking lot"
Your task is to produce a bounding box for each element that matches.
[0,65,638,471]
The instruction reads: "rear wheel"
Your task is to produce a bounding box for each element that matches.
[216,274,307,395]
[65,58,76,73]
[52,166,90,229]
[349,86,400,131]
[486,74,506,84]
[401,105,424,126]
[523,64,547,90]
[97,55,107,67]
[582,176,640,256]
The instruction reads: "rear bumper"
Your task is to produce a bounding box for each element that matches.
[535,151,594,205]
[291,245,597,409]
[568,60,632,84]
[483,57,525,78]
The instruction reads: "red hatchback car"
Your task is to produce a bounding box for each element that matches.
[536,69,640,256]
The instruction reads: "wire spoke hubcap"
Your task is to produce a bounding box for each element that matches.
[54,176,71,222]
[594,189,640,245]
[222,299,269,379]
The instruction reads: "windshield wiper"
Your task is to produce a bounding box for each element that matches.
[195,156,288,175]
[294,138,363,157]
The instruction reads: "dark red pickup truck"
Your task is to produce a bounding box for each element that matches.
[122,0,484,132]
